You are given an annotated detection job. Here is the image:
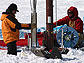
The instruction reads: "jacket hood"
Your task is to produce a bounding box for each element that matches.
[68,6,78,20]
[1,12,9,21]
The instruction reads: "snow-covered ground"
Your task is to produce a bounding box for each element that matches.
[0,48,84,63]
[0,0,84,63]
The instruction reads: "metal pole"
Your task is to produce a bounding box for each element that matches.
[30,0,37,47]
[55,0,57,35]
[46,0,54,50]
[61,28,64,48]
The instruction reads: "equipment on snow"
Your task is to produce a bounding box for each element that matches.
[31,46,62,59]
[57,25,79,48]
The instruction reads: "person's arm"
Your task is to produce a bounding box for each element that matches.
[75,19,83,33]
[6,15,22,30]
[53,16,69,27]
[20,23,37,29]
[6,15,32,30]
[20,24,31,29]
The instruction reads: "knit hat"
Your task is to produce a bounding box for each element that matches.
[7,3,19,12]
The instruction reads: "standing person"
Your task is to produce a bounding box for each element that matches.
[53,6,83,48]
[1,3,36,55]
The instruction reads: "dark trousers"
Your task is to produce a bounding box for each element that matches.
[7,41,17,55]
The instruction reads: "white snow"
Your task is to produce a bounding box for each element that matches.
[0,0,84,63]
[0,48,84,63]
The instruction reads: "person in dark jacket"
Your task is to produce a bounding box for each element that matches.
[1,3,36,55]
[53,6,83,47]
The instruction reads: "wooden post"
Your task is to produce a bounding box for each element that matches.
[46,0,54,50]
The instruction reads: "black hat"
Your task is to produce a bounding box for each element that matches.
[8,3,19,12]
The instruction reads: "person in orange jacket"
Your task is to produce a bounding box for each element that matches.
[53,6,83,47]
[1,3,36,55]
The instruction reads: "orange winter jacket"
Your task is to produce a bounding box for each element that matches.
[1,12,31,44]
